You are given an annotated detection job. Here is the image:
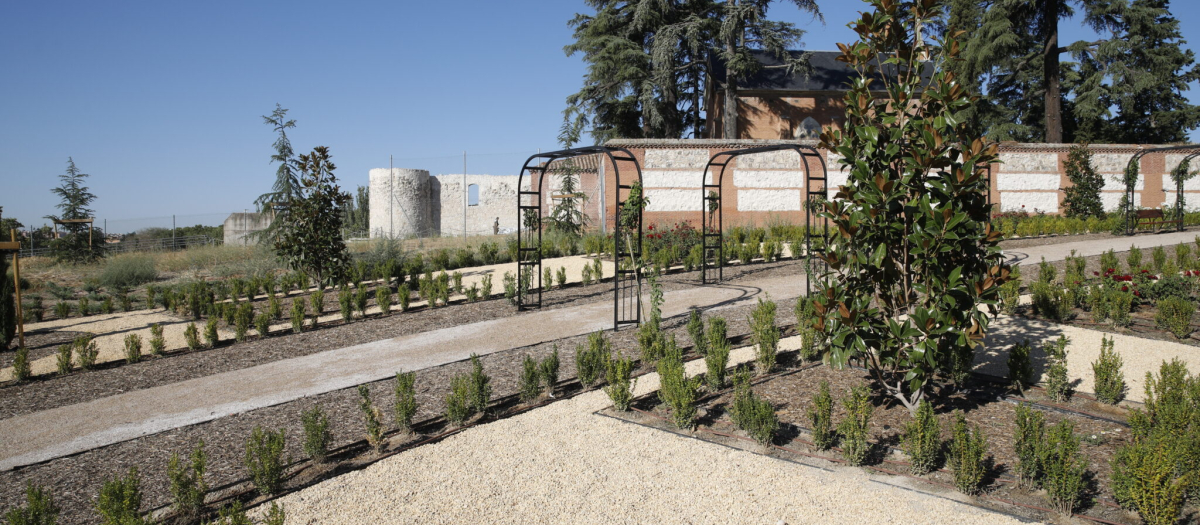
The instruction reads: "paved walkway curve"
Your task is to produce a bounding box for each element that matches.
[1003,229,1197,266]
[0,275,807,471]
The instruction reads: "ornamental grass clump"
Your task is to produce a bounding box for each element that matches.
[1042,419,1087,514]
[809,380,835,450]
[167,440,207,522]
[1044,336,1073,402]
[149,324,165,355]
[604,354,636,411]
[1007,340,1034,394]
[903,400,941,475]
[575,331,611,389]
[838,385,873,466]
[245,426,287,496]
[729,368,777,446]
[301,405,331,464]
[1013,403,1046,488]
[1155,296,1194,339]
[686,309,706,356]
[123,333,142,364]
[290,300,305,334]
[518,355,542,403]
[540,346,560,397]
[4,483,60,525]
[749,297,779,375]
[656,337,701,430]
[204,318,219,348]
[96,467,145,525]
[1092,335,1126,404]
[948,411,988,495]
[394,371,417,434]
[357,385,385,453]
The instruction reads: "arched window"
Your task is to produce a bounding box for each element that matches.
[467,184,480,206]
[793,116,821,140]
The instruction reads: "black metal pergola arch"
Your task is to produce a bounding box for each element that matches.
[698,144,828,291]
[1122,145,1200,235]
[516,146,644,331]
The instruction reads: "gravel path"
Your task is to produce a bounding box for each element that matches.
[1003,229,1197,267]
[262,345,1025,525]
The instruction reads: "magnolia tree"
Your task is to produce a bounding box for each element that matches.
[812,0,1010,412]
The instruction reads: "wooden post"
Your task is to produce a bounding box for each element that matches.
[10,229,24,349]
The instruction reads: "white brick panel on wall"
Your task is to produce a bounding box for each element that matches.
[737,189,803,211]
[737,149,807,169]
[996,173,1061,191]
[826,171,849,197]
[999,153,1057,172]
[1093,153,1136,174]
[732,170,804,188]
[1103,172,1144,190]
[642,170,707,188]
[1000,192,1059,213]
[1162,192,1200,211]
[1160,176,1200,191]
[645,188,703,212]
[644,149,709,169]
[1100,192,1141,211]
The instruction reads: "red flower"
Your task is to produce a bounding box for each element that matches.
[1122,286,1129,292]
[1135,291,1141,297]
[1141,269,1149,273]
[1149,275,1159,280]
[1093,271,1100,276]
[648,224,654,231]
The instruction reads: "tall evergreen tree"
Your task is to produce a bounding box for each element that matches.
[254,104,301,243]
[0,208,14,349]
[45,157,102,264]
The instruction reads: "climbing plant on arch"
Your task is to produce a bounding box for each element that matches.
[812,0,1010,412]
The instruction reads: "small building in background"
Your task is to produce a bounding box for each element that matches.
[223,212,272,246]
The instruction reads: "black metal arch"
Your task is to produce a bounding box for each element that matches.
[516,146,644,331]
[1122,145,1200,235]
[698,144,828,290]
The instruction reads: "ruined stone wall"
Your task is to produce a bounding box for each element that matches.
[223,212,273,246]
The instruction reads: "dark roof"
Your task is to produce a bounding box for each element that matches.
[711,50,932,92]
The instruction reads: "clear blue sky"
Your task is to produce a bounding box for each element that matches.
[2,0,1198,233]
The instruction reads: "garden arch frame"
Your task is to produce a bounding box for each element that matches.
[1122,145,1200,235]
[516,146,644,331]
[699,144,828,291]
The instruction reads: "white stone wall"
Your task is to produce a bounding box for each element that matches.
[999,152,1058,172]
[431,174,524,236]
[1000,192,1060,213]
[223,212,273,246]
[642,149,708,212]
[369,168,432,239]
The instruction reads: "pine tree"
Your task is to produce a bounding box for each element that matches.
[1061,144,1104,218]
[546,160,589,238]
[254,104,301,243]
[274,146,351,287]
[45,157,101,264]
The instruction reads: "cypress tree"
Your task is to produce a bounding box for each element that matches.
[0,250,14,349]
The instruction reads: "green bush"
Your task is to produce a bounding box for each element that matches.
[268,295,282,320]
[1013,403,1046,488]
[290,300,305,334]
[76,336,98,370]
[1006,340,1033,393]
[357,385,385,453]
[354,286,368,318]
[123,333,142,364]
[310,289,325,317]
[1152,245,1167,272]
[729,369,777,446]
[1100,248,1120,274]
[1037,256,1057,284]
[96,467,147,525]
[167,440,207,521]
[53,302,70,321]
[809,380,835,450]
[479,274,493,299]
[518,354,542,403]
[1044,336,1072,402]
[445,374,473,426]
[749,298,779,375]
[903,400,941,475]
[98,254,158,289]
[101,296,113,314]
[4,483,60,525]
[78,297,90,317]
[1110,438,1190,525]
[149,324,165,355]
[705,330,731,391]
[55,344,72,375]
[234,304,252,342]
[394,371,417,434]
[686,309,706,356]
[540,346,560,397]
[503,271,517,305]
[1110,290,1133,327]
[244,426,287,495]
[209,501,251,525]
[376,286,391,316]
[12,346,31,381]
[604,354,636,411]
[948,411,988,495]
[1127,244,1143,272]
[576,331,611,389]
[255,312,271,338]
[1042,419,1086,514]
[338,287,352,322]
[467,353,492,415]
[997,279,1021,316]
[204,318,219,348]
[1155,296,1194,339]
[838,385,873,466]
[1092,335,1126,404]
[1031,282,1072,322]
[1176,243,1191,270]
[657,339,701,429]
[301,405,331,463]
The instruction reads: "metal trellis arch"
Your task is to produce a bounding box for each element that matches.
[516,146,644,331]
[698,144,828,294]
[1122,145,1200,235]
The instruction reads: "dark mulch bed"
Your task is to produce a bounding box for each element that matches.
[608,358,1167,525]
[0,331,86,370]
[0,263,806,525]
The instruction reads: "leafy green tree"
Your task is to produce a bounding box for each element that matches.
[45,157,102,264]
[546,159,590,238]
[254,104,301,243]
[274,146,351,287]
[814,0,1010,412]
[1061,144,1104,218]
[341,185,370,237]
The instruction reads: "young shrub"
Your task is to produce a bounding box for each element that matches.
[123,333,143,364]
[234,304,253,342]
[101,296,114,314]
[1038,256,1057,284]
[1092,336,1126,404]
[542,266,553,291]
[1110,290,1134,327]
[1100,248,1120,274]
[464,284,480,302]
[149,324,165,355]
[53,301,70,320]
[1110,438,1190,525]
[393,371,417,434]
[290,299,306,334]
[592,258,603,281]
[1042,419,1086,514]
[376,286,392,316]
[311,288,325,317]
[997,279,1021,316]
[445,374,474,426]
[576,331,611,390]
[503,271,518,305]
[1030,282,1072,322]
[357,385,385,453]
[748,298,779,375]
[518,354,542,403]
[1152,245,1167,272]
[96,467,145,525]
[254,312,271,338]
[204,318,219,348]
[4,483,60,525]
[167,440,208,521]
[903,400,941,475]
[581,264,593,285]
[686,309,706,356]
[657,338,701,430]
[555,266,567,289]
[12,346,31,381]
[301,405,331,464]
[540,346,560,397]
[1175,243,1191,269]
[338,287,353,322]
[397,283,411,311]
[1155,296,1194,339]
[353,286,368,318]
[467,353,492,416]
[1006,340,1034,394]
[479,273,493,298]
[948,411,988,495]
[838,385,873,466]
[55,344,72,376]
[268,295,282,320]
[1127,244,1144,272]
[1044,335,1073,402]
[452,271,464,295]
[76,336,98,370]
[705,334,731,391]
[809,380,835,450]
[1013,403,1046,488]
[729,368,778,446]
[244,426,287,496]
[119,294,132,312]
[209,501,251,525]
[603,354,636,411]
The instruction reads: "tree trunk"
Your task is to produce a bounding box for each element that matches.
[1042,0,1062,143]
[723,49,738,139]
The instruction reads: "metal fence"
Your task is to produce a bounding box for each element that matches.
[20,235,220,259]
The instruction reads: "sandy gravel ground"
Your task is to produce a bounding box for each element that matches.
[2,255,613,380]
[262,343,1025,525]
